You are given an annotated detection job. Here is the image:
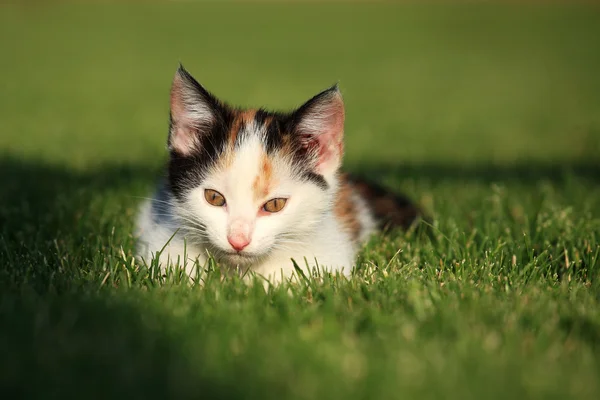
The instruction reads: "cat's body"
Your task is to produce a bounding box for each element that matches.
[135,66,423,283]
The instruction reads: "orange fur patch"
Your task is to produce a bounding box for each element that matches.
[240,109,257,124]
[252,152,273,202]
[334,176,362,243]
[220,109,258,167]
[262,115,274,127]
[228,109,256,147]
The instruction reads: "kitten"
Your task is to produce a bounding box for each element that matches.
[135,65,424,283]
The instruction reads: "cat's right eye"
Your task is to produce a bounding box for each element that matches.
[204,189,226,207]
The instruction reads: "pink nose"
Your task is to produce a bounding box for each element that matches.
[227,235,250,252]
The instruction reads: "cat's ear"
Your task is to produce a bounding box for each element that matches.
[293,85,345,177]
[168,65,219,156]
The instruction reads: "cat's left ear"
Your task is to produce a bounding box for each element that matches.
[168,65,220,156]
[293,85,345,178]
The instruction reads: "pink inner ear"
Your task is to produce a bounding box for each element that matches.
[169,76,193,155]
[168,73,213,156]
[302,94,345,174]
[170,76,185,120]
[171,124,198,156]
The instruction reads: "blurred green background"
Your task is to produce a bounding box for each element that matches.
[1,1,599,399]
[2,1,599,168]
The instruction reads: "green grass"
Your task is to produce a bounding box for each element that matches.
[1,1,600,399]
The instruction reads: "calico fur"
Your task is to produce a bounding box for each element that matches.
[135,65,424,283]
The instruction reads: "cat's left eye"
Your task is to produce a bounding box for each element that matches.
[262,198,287,213]
[204,189,226,207]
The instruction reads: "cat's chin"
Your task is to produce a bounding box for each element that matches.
[218,251,262,267]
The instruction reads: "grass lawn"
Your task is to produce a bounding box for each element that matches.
[1,1,600,399]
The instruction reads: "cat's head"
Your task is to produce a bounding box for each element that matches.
[167,65,345,266]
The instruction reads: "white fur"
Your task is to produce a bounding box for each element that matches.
[351,191,377,243]
[135,193,202,278]
[135,131,359,284]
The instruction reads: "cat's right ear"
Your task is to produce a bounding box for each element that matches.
[168,65,218,156]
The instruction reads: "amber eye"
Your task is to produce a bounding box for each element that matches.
[262,198,287,213]
[204,189,226,207]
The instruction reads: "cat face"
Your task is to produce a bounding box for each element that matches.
[167,66,345,266]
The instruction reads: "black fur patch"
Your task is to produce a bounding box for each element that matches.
[254,109,270,127]
[262,114,285,154]
[303,171,329,190]
[168,116,231,199]
[346,174,423,230]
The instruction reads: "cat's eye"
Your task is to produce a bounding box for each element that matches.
[204,189,226,207]
[262,198,287,213]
